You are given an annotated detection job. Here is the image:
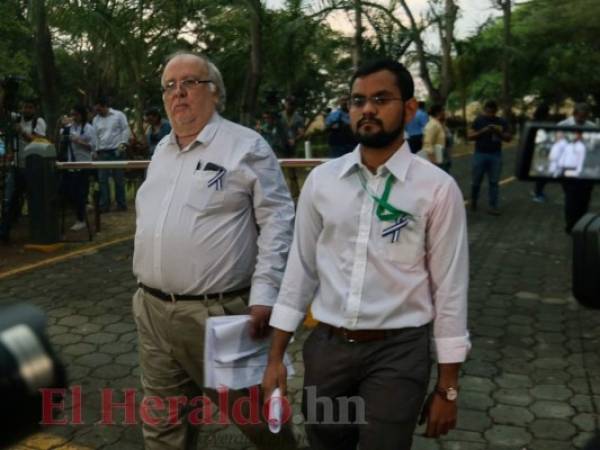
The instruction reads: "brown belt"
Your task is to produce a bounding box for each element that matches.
[320,323,409,343]
[139,283,249,302]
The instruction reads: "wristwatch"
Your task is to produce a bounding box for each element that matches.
[435,386,459,402]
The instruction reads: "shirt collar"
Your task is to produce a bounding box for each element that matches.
[167,112,222,150]
[338,146,361,179]
[338,141,412,182]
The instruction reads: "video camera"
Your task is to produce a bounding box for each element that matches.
[0,304,66,447]
[516,122,600,309]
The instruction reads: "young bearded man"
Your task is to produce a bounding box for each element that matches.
[263,59,470,450]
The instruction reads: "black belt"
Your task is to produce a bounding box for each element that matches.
[319,323,414,343]
[139,283,249,302]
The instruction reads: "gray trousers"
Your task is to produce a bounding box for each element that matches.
[132,288,297,450]
[302,323,431,450]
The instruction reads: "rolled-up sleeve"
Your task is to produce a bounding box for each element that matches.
[426,177,471,363]
[270,171,322,332]
[246,139,295,307]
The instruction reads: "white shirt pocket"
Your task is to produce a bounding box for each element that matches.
[379,215,425,266]
[186,170,226,211]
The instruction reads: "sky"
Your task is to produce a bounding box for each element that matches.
[264,0,502,39]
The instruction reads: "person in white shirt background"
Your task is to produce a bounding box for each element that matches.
[263,59,470,450]
[132,51,297,450]
[59,104,96,231]
[92,96,131,212]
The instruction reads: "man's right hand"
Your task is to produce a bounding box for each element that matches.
[262,359,288,402]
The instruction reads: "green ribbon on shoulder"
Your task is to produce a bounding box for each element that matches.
[358,172,414,222]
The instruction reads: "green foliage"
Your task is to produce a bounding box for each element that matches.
[457,0,600,109]
[3,0,349,129]
[0,0,35,99]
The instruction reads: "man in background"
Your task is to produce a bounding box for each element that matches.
[0,98,47,242]
[143,107,171,158]
[406,100,428,153]
[325,95,356,157]
[278,96,304,158]
[92,96,130,212]
[468,100,512,215]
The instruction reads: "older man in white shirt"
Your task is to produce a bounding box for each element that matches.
[263,59,470,450]
[132,51,296,450]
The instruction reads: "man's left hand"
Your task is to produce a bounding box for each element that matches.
[249,305,272,339]
[419,391,457,438]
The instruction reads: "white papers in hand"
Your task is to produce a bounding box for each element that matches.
[204,315,294,390]
[268,388,283,434]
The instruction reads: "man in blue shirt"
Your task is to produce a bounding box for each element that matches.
[406,101,429,153]
[468,100,512,215]
[144,107,171,157]
[325,95,357,157]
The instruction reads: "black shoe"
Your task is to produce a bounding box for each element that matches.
[487,207,501,216]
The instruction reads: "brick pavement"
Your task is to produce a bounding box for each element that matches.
[2,149,600,449]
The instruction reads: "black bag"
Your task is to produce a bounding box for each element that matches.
[572,212,600,309]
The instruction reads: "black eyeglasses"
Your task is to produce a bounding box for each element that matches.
[350,95,403,108]
[161,78,212,95]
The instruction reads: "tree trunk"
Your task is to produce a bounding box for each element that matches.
[352,0,362,70]
[500,0,512,122]
[398,0,439,102]
[31,0,59,140]
[240,0,262,126]
[439,0,457,103]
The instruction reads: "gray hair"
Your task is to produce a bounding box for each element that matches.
[162,50,227,113]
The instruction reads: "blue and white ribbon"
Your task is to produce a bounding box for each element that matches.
[382,217,409,243]
[207,169,226,191]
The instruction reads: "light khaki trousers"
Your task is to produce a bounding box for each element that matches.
[132,288,297,450]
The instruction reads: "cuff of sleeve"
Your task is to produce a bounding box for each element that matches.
[249,283,278,307]
[269,303,306,333]
[434,333,471,364]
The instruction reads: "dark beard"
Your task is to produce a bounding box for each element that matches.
[353,121,404,149]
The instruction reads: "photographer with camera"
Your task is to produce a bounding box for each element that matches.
[0,98,47,242]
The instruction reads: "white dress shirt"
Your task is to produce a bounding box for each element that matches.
[133,113,295,307]
[549,139,568,176]
[270,142,470,363]
[560,141,586,176]
[92,108,130,150]
[68,123,96,162]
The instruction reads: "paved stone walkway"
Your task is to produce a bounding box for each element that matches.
[3,148,600,449]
